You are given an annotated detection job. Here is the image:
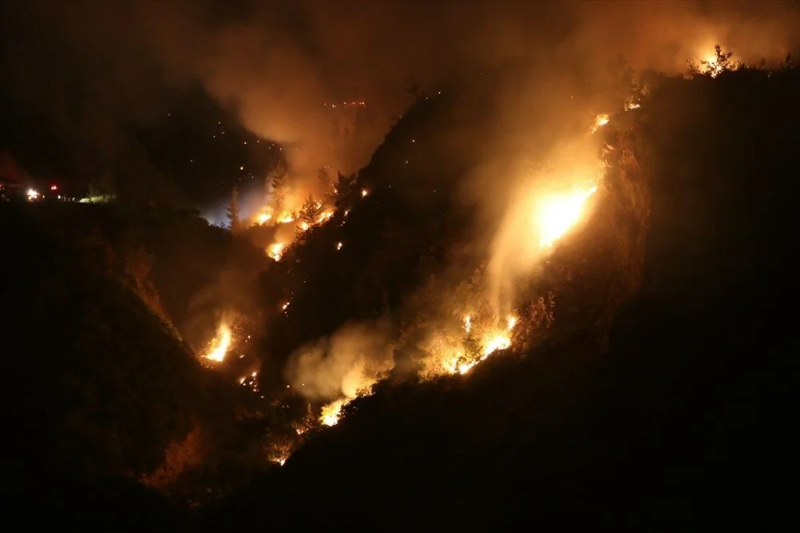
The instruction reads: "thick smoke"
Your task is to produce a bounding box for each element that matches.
[2,1,796,190]
[284,321,395,401]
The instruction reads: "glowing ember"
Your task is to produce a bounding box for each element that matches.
[267,243,285,261]
[361,189,368,198]
[204,323,232,363]
[282,301,290,311]
[336,242,343,250]
[591,113,610,133]
[321,399,346,426]
[536,185,598,248]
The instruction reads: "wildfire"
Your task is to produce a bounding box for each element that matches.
[267,243,285,261]
[204,322,232,363]
[257,212,272,225]
[536,184,598,249]
[317,211,334,224]
[278,214,295,224]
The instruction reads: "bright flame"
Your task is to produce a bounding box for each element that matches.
[299,221,310,231]
[481,335,511,359]
[336,242,343,250]
[463,315,472,333]
[317,211,334,224]
[278,214,295,224]
[26,189,40,201]
[591,114,610,133]
[507,315,517,330]
[537,185,598,248]
[204,323,232,363]
[257,212,272,225]
[267,243,285,261]
[321,399,346,426]
[361,189,368,198]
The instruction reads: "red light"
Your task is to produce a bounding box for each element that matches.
[50,185,58,191]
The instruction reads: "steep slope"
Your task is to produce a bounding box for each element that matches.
[1,202,207,526]
[204,66,800,530]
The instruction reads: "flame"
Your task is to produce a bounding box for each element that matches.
[321,399,346,426]
[267,243,285,261]
[204,322,232,363]
[361,189,369,198]
[299,221,310,231]
[537,184,598,248]
[463,315,472,333]
[277,214,295,224]
[591,113,610,133]
[317,211,334,224]
[257,212,272,225]
[481,334,511,359]
[336,241,343,250]
[26,189,40,201]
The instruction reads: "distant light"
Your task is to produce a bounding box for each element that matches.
[50,185,58,191]
[239,166,244,170]
[336,242,343,250]
[26,189,40,201]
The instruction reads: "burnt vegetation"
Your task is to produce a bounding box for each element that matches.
[2,58,799,531]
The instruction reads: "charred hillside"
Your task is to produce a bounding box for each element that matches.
[205,66,800,531]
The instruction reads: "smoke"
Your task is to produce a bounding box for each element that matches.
[285,321,395,401]
[2,1,796,194]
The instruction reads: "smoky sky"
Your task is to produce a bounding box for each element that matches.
[1,0,797,195]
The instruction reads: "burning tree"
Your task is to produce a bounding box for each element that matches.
[299,194,324,226]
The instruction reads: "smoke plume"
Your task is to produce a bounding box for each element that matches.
[284,321,395,401]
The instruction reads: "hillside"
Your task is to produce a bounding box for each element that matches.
[202,66,800,530]
[1,62,797,531]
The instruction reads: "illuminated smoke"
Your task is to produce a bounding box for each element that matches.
[284,322,395,425]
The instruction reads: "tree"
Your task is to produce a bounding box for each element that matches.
[227,186,241,233]
[332,172,355,208]
[268,159,289,213]
[299,194,323,226]
[317,166,331,191]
